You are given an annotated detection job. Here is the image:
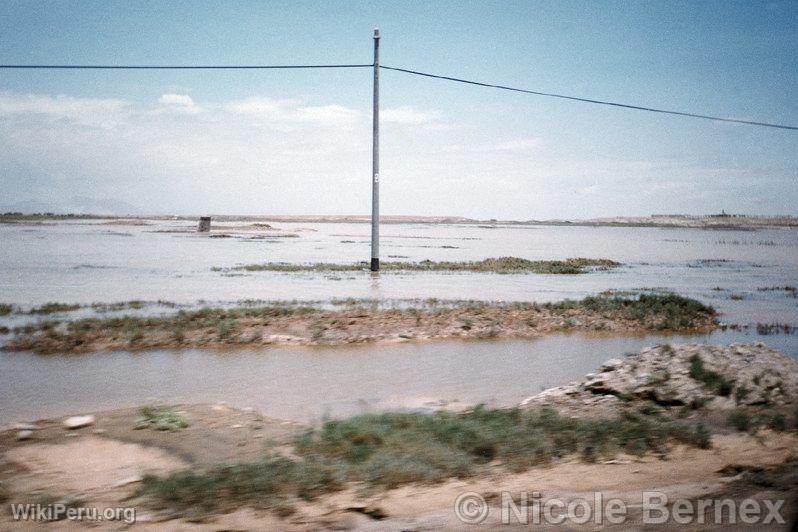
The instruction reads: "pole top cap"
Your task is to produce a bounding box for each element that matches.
[373,28,380,38]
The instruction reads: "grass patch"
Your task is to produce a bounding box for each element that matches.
[139,406,711,515]
[135,404,189,431]
[219,257,621,275]
[3,294,715,354]
[27,302,81,314]
[689,354,734,396]
[545,293,715,330]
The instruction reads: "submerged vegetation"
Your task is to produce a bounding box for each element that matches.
[138,405,710,515]
[1,294,716,354]
[214,256,621,275]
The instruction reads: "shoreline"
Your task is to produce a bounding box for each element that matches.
[2,212,797,229]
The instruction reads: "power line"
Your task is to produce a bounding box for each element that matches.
[0,64,372,69]
[1,61,795,130]
[380,65,798,131]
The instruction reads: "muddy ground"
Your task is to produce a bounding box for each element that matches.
[1,403,796,530]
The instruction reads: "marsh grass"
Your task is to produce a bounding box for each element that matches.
[544,293,715,330]
[138,406,710,515]
[219,257,621,275]
[27,302,81,314]
[3,294,715,354]
[135,404,189,431]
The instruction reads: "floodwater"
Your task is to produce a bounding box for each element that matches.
[1,219,796,424]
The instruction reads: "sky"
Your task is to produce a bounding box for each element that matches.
[0,0,796,219]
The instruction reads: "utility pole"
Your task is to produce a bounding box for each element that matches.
[370,28,380,272]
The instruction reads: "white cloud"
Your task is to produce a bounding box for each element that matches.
[2,90,784,219]
[296,104,361,126]
[224,96,297,120]
[158,93,194,107]
[224,97,360,128]
[382,106,437,125]
[157,93,201,114]
[0,92,129,128]
[490,137,542,152]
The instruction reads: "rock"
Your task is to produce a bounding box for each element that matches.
[520,343,798,417]
[63,415,95,429]
[600,358,623,372]
[17,430,33,440]
[13,423,40,431]
[115,476,142,487]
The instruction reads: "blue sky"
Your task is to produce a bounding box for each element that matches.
[0,0,796,218]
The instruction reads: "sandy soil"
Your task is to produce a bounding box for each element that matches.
[1,404,796,530]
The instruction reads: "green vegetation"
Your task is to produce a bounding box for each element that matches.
[139,452,337,517]
[0,303,14,316]
[135,404,189,431]
[27,302,81,315]
[138,406,710,515]
[3,294,715,354]
[726,409,796,433]
[545,293,715,330]
[727,409,751,432]
[689,354,734,396]
[734,386,750,404]
[765,413,789,432]
[217,257,621,275]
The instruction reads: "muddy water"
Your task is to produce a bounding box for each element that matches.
[0,329,792,426]
[0,219,796,424]
[1,221,796,318]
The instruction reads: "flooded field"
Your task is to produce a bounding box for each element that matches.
[1,218,796,424]
[0,329,795,426]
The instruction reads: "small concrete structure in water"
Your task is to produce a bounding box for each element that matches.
[198,216,211,232]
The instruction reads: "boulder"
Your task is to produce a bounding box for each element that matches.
[63,415,96,429]
[521,343,798,416]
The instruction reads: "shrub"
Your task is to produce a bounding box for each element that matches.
[765,413,788,432]
[727,410,750,432]
[689,355,734,396]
